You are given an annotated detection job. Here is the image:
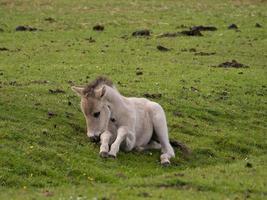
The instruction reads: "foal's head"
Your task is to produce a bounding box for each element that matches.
[71,77,113,142]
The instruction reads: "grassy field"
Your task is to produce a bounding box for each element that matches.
[0,0,267,199]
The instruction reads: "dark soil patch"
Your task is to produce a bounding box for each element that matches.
[136,67,143,75]
[181,29,203,36]
[0,28,4,32]
[246,162,253,168]
[93,25,104,31]
[15,25,38,31]
[158,25,215,38]
[44,17,56,23]
[217,60,249,68]
[0,47,9,51]
[191,25,217,31]
[143,93,162,99]
[173,111,183,117]
[195,52,216,56]
[157,45,170,51]
[85,37,96,43]
[47,111,57,118]
[158,29,202,37]
[255,23,262,28]
[132,29,150,37]
[228,24,238,30]
[49,89,65,94]
[189,48,196,52]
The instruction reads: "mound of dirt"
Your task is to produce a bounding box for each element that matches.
[255,23,262,28]
[136,71,143,76]
[0,47,9,51]
[191,25,217,31]
[44,17,56,23]
[48,111,57,118]
[228,24,238,30]
[217,60,249,68]
[157,25,216,38]
[15,26,38,31]
[195,52,216,56]
[93,25,104,31]
[158,29,203,37]
[85,37,96,43]
[181,29,203,36]
[132,29,150,37]
[189,48,196,52]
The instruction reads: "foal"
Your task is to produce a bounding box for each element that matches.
[72,77,175,165]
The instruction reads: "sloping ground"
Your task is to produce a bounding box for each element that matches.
[0,0,266,199]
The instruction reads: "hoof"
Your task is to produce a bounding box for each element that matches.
[135,146,144,152]
[108,153,116,159]
[161,161,171,167]
[100,151,109,158]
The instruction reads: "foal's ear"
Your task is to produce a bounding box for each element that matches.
[71,86,85,97]
[95,86,106,99]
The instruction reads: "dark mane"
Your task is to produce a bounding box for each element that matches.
[83,76,113,96]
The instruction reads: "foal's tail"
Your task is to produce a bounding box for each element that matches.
[170,139,191,157]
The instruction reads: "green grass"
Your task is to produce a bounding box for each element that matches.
[0,0,266,199]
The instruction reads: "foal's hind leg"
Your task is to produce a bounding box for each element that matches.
[150,103,175,166]
[135,140,161,152]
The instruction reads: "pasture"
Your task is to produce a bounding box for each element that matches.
[0,0,266,199]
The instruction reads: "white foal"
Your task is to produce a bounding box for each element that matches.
[72,77,175,165]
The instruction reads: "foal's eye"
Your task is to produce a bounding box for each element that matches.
[93,112,100,118]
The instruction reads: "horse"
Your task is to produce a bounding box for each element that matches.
[71,76,175,165]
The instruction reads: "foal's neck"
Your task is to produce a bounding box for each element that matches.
[105,85,125,107]
[105,85,131,125]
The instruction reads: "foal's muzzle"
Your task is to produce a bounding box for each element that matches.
[89,136,100,143]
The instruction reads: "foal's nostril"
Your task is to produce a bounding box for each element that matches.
[89,136,100,143]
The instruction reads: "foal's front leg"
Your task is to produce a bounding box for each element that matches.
[99,131,112,158]
[108,126,133,158]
